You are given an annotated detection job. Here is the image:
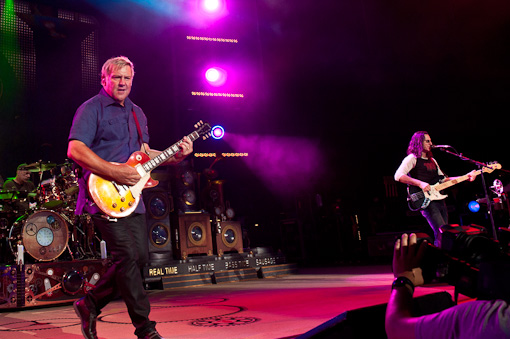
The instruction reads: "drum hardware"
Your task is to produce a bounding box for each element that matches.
[77,214,102,259]
[0,217,10,230]
[57,161,80,198]
[37,177,64,210]
[34,161,79,211]
[57,211,102,261]
[2,159,107,264]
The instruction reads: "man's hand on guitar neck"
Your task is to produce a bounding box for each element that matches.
[468,170,478,181]
[172,136,194,162]
[443,170,478,183]
[114,135,194,185]
[415,169,478,193]
[143,136,194,165]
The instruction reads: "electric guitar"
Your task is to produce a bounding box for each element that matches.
[407,162,501,211]
[88,121,211,218]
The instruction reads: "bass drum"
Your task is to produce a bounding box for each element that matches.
[9,210,69,261]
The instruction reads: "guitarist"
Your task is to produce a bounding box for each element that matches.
[394,131,477,247]
[67,56,193,339]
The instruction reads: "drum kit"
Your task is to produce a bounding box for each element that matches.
[0,161,101,264]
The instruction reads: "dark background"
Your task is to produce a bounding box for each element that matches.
[1,0,510,263]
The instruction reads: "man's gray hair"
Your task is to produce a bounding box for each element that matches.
[101,56,135,81]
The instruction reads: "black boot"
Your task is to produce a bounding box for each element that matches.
[138,329,163,339]
[73,297,98,339]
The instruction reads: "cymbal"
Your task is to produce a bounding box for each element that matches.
[24,162,57,172]
[0,191,16,200]
[0,190,36,200]
[57,159,74,167]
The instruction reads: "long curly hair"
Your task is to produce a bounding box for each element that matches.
[407,131,431,158]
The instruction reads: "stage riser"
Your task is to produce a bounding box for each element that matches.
[258,263,298,278]
[149,254,293,289]
[162,273,213,289]
[0,255,293,308]
[212,268,258,284]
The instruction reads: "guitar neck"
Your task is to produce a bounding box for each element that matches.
[434,169,482,191]
[141,130,200,173]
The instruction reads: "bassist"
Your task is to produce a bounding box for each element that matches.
[394,131,477,247]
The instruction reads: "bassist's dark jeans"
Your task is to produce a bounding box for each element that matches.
[421,200,448,247]
[85,213,155,337]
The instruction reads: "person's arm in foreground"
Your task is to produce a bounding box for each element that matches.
[385,233,427,339]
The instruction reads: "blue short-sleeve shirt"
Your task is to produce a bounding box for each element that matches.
[69,88,150,215]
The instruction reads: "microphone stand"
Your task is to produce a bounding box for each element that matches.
[436,148,498,241]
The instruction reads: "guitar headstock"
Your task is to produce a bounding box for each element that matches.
[194,120,212,140]
[483,162,502,174]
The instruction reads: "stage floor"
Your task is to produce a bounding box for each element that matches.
[0,264,471,339]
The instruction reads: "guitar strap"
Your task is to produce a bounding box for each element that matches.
[132,109,149,155]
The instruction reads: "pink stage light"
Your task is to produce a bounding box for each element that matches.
[205,67,227,86]
[199,0,226,15]
[211,125,225,139]
[203,0,221,12]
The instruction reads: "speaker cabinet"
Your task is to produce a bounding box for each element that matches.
[171,213,213,260]
[144,170,174,265]
[202,179,226,216]
[214,221,243,256]
[170,159,200,213]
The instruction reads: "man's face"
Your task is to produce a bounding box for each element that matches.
[102,65,133,105]
[422,134,433,153]
[17,169,31,183]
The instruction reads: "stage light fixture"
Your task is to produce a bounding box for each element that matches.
[205,67,227,86]
[468,201,481,213]
[186,35,238,44]
[201,0,225,14]
[211,125,225,139]
[191,91,244,98]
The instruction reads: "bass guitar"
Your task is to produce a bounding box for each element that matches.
[88,121,211,218]
[408,162,501,211]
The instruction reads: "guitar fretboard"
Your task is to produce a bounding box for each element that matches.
[141,130,200,173]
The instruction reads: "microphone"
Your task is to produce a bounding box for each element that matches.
[431,145,452,149]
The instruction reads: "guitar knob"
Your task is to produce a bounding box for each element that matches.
[120,207,125,212]
[120,197,126,202]
[112,203,117,208]
[128,201,134,206]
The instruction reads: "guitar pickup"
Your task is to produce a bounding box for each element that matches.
[112,181,123,194]
[409,193,421,202]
